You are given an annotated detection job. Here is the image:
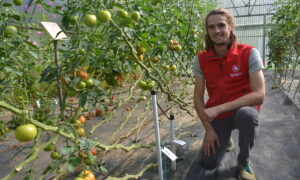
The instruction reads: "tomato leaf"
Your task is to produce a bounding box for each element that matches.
[79,138,96,149]
[39,66,57,83]
[79,92,87,107]
[11,15,20,21]
[59,146,75,155]
[28,51,39,59]
[24,40,38,49]
[2,3,12,7]
[67,155,81,172]
[100,166,109,173]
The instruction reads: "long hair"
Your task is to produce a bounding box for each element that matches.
[204,8,237,51]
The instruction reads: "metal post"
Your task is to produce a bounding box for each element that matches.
[53,40,64,111]
[169,114,176,171]
[262,14,266,66]
[151,90,164,180]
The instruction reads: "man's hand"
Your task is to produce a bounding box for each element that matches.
[203,105,222,121]
[199,110,213,122]
[203,128,220,156]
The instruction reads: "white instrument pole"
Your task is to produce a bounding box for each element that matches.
[169,114,176,171]
[151,90,164,180]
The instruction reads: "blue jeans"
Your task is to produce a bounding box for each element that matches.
[200,106,259,169]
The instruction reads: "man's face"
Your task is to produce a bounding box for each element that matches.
[207,14,233,46]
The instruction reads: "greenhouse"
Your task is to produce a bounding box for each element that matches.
[0,0,299,180]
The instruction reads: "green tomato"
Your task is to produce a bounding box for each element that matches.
[78,48,85,55]
[151,0,158,6]
[5,25,17,36]
[83,14,97,27]
[163,65,170,71]
[148,80,155,85]
[77,81,86,89]
[14,124,37,142]
[56,167,63,174]
[50,152,62,160]
[147,82,155,90]
[131,11,140,21]
[139,96,146,101]
[170,65,177,71]
[83,158,92,166]
[97,10,111,22]
[85,78,94,87]
[138,80,148,90]
[175,45,182,53]
[43,144,55,151]
[117,9,129,18]
[75,120,83,127]
[13,0,23,6]
[137,46,146,55]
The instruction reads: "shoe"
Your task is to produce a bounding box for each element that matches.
[226,138,234,152]
[238,163,256,180]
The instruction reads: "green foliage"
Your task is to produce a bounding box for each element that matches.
[267,0,300,70]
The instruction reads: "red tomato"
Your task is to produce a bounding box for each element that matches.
[90,148,97,156]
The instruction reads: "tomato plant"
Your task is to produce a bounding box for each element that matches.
[0,0,216,179]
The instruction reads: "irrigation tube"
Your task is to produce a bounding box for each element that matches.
[151,90,164,180]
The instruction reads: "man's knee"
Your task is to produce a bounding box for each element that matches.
[235,107,259,127]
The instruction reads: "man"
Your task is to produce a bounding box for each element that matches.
[193,8,265,180]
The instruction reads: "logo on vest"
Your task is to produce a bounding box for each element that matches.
[230,65,243,77]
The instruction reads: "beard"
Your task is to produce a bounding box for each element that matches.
[213,41,228,46]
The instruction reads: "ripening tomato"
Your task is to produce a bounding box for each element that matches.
[95,108,103,117]
[78,116,86,124]
[132,74,139,81]
[78,151,88,159]
[76,70,88,79]
[138,54,144,61]
[77,127,85,137]
[137,46,146,55]
[152,57,158,63]
[79,170,95,180]
[74,177,85,180]
[84,113,91,120]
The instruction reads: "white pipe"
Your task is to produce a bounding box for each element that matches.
[170,114,176,171]
[151,90,164,180]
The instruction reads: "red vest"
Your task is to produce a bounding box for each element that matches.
[198,44,260,120]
